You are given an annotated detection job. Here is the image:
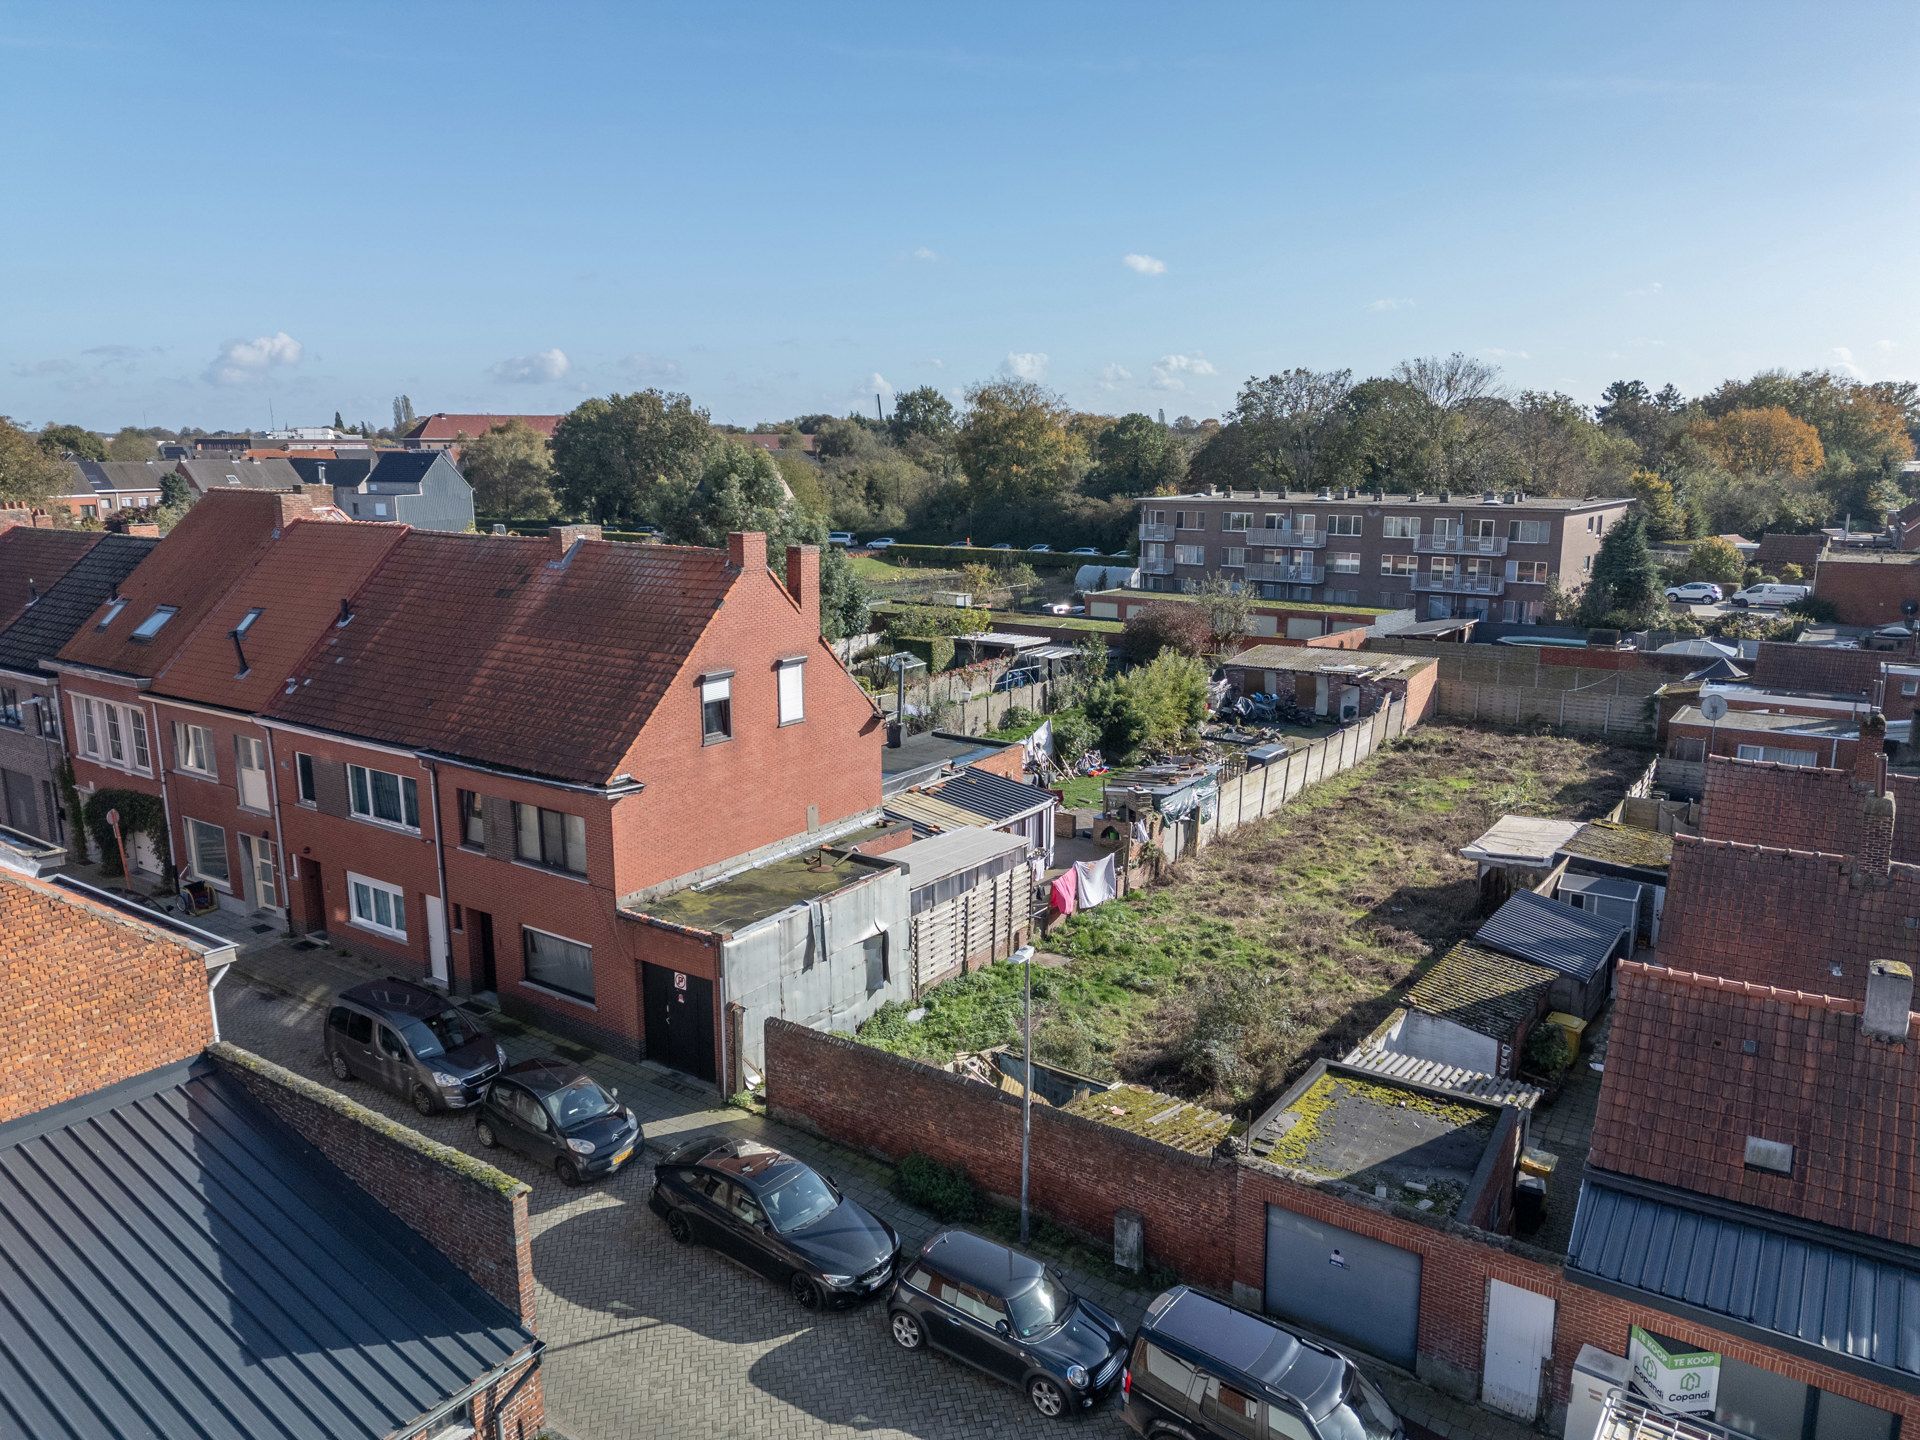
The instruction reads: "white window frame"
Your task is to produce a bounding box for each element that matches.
[74,695,152,776]
[777,656,806,726]
[183,816,231,891]
[1222,547,1246,570]
[1508,519,1550,544]
[1382,516,1420,539]
[174,721,216,777]
[347,762,421,832]
[1327,513,1362,537]
[235,734,269,812]
[1223,512,1252,532]
[701,672,733,744]
[1329,552,1360,574]
[346,870,408,940]
[1735,743,1818,766]
[1174,544,1206,567]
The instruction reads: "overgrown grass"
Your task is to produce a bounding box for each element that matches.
[1056,775,1107,809]
[860,724,1651,1112]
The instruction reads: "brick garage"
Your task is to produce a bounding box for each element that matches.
[1814,553,1920,626]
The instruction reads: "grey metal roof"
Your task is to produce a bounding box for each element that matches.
[0,1059,533,1440]
[885,765,1055,834]
[887,826,1030,885]
[1556,873,1644,904]
[0,533,158,677]
[176,457,303,492]
[1570,1175,1920,1384]
[1342,1037,1545,1112]
[1475,890,1628,982]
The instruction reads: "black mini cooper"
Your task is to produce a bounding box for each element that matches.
[649,1135,899,1309]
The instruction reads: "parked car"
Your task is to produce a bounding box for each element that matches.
[474,1056,642,1185]
[1121,1286,1405,1440]
[323,977,504,1116]
[888,1229,1129,1419]
[1664,582,1723,604]
[991,542,1015,550]
[948,539,973,548]
[1729,582,1811,609]
[1029,543,1053,552]
[1047,602,1087,615]
[868,537,897,550]
[650,1135,899,1308]
[1069,546,1101,555]
[828,531,855,547]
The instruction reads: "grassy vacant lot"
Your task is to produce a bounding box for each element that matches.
[861,724,1650,1112]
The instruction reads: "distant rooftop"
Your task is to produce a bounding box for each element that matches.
[1223,645,1430,679]
[1670,705,1859,739]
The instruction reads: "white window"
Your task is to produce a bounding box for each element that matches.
[777,657,805,725]
[1329,552,1360,574]
[347,871,408,939]
[1222,548,1246,569]
[701,673,733,743]
[1381,555,1417,576]
[1143,508,1166,527]
[1510,561,1549,583]
[174,722,216,776]
[1174,544,1206,566]
[235,735,269,811]
[1430,518,1457,540]
[1223,512,1252,532]
[1382,516,1420,539]
[522,926,594,1003]
[347,762,420,830]
[1903,679,1920,699]
[73,695,100,758]
[75,695,151,775]
[184,817,230,888]
[1508,519,1550,544]
[1174,510,1206,531]
[1326,514,1362,536]
[1735,744,1818,766]
[1293,513,1318,535]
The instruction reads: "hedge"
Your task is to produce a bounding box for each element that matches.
[877,543,1128,574]
[82,787,173,885]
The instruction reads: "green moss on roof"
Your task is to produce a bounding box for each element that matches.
[1059,1083,1234,1155]
[634,849,882,933]
[1561,820,1674,870]
[1405,942,1557,1036]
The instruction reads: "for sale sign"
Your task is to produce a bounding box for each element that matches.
[1629,1327,1721,1415]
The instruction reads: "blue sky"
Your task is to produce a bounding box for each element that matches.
[4,1,1916,432]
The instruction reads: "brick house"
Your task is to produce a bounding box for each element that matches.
[1813,552,1920,626]
[261,527,885,1080]
[1700,749,1920,862]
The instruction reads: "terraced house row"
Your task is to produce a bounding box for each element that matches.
[3,491,885,1086]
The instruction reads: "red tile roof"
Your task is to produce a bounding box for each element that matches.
[0,527,100,631]
[1750,640,1885,698]
[54,491,334,679]
[1659,833,1920,1001]
[1591,962,1920,1245]
[267,531,734,783]
[1700,755,1920,863]
[152,520,409,711]
[405,413,559,443]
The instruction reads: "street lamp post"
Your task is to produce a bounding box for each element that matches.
[1013,943,1036,1244]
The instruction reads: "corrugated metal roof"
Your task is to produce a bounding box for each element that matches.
[1342,1038,1545,1112]
[885,767,1054,834]
[0,1060,533,1440]
[1570,1176,1920,1382]
[1475,891,1628,982]
[888,826,1030,884]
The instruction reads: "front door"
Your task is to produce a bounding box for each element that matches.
[238,833,280,912]
[642,962,717,1082]
[469,910,498,993]
[1482,1280,1555,1420]
[297,858,326,935]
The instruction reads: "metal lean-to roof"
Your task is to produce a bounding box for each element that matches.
[1570,1175,1920,1387]
[0,1059,534,1440]
[1475,890,1628,982]
[884,766,1055,834]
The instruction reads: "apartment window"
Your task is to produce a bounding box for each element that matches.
[1430,557,1458,577]
[1382,516,1420,540]
[1294,513,1318,535]
[0,687,18,729]
[1223,547,1247,569]
[514,802,587,876]
[129,605,177,642]
[1902,679,1920,699]
[523,926,594,1003]
[95,597,128,630]
[1583,554,1593,574]
[347,762,420,830]
[701,673,733,744]
[1329,552,1360,574]
[1511,561,1549,584]
[74,696,99,757]
[777,657,806,725]
[1430,518,1457,540]
[347,871,407,940]
[1143,508,1166,527]
[458,788,485,847]
[173,722,216,776]
[235,735,269,811]
[184,817,230,888]
[1223,512,1252,532]
[1327,514,1362,537]
[1326,589,1362,605]
[295,752,317,805]
[1508,519,1550,544]
[1174,510,1205,530]
[1380,555,1417,576]
[1174,544,1206,566]
[1467,518,1497,539]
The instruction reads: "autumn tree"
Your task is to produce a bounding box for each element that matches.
[1220,369,1355,490]
[1393,352,1507,489]
[36,423,105,461]
[1195,573,1255,651]
[955,380,1087,528]
[461,419,557,520]
[0,418,68,504]
[1627,469,1691,543]
[1691,406,1825,477]
[1090,412,1185,496]
[1684,537,1745,586]
[1120,603,1215,663]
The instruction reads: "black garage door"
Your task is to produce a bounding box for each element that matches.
[642,963,716,1083]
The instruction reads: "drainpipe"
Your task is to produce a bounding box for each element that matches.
[260,726,294,935]
[144,696,174,887]
[424,757,452,990]
[207,962,228,1042]
[490,1343,543,1440]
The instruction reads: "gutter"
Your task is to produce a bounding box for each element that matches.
[391,1339,545,1440]
[40,658,152,688]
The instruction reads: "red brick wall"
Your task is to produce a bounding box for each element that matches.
[967,741,1030,781]
[1666,719,1857,770]
[1304,627,1369,650]
[1813,558,1920,626]
[1401,658,1440,726]
[0,871,213,1122]
[60,677,167,811]
[153,700,282,906]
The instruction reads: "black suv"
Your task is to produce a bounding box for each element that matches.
[323,978,503,1115]
[475,1057,642,1185]
[1122,1286,1404,1440]
[888,1229,1129,1419]
[649,1135,899,1309]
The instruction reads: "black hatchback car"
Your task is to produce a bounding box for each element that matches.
[889,1229,1129,1420]
[650,1135,899,1309]
[474,1057,642,1185]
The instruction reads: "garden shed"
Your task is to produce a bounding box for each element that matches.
[887,827,1036,992]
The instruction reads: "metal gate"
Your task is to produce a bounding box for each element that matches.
[1263,1206,1421,1369]
[1482,1279,1556,1419]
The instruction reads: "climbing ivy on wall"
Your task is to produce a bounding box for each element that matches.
[81,787,174,887]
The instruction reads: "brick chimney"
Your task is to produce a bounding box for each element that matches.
[727,530,766,572]
[785,543,820,631]
[548,523,602,558]
[1863,959,1914,1041]
[122,521,161,538]
[271,488,323,525]
[1855,712,1889,794]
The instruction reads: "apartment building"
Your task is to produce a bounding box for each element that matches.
[1135,487,1636,621]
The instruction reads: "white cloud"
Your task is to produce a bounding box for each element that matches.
[1365,297,1415,313]
[489,347,571,384]
[618,351,685,383]
[1874,339,1901,354]
[1833,346,1865,379]
[911,245,941,262]
[1481,347,1532,361]
[1122,252,1167,276]
[205,330,302,385]
[1005,351,1049,381]
[1096,363,1133,391]
[867,371,894,396]
[1626,281,1664,298]
[1150,353,1215,391]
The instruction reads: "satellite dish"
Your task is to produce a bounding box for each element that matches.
[1701,693,1729,722]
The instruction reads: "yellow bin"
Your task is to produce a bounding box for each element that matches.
[1546,1011,1587,1058]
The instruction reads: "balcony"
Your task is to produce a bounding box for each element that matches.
[1140,556,1175,576]
[1247,562,1324,585]
[1415,534,1508,557]
[1412,572,1506,595]
[1248,526,1327,549]
[1138,521,1173,543]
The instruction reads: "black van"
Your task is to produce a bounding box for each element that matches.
[1122,1287,1404,1440]
[324,977,504,1115]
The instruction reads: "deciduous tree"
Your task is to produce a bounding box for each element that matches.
[1684,537,1745,586]
[36,423,105,461]
[461,419,557,520]
[1691,406,1825,477]
[0,418,67,503]
[552,389,715,525]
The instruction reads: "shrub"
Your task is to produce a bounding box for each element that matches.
[1151,970,1296,1106]
[1121,603,1214,663]
[895,1152,981,1221]
[1524,1023,1574,1076]
[1049,707,1098,766]
[1786,594,1839,624]
[82,788,172,884]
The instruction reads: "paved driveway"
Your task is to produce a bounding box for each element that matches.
[217,976,1140,1440]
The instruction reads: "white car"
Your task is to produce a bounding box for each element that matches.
[827,531,855,547]
[1665,582,1723,605]
[990,542,1014,550]
[1029,543,1052,553]
[1069,546,1101,556]
[1729,583,1811,609]
[867,537,896,550]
